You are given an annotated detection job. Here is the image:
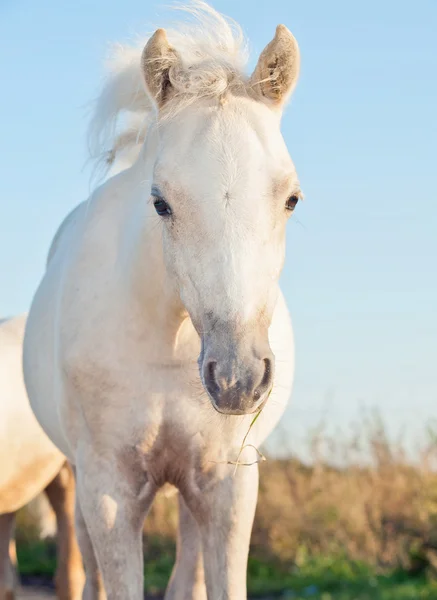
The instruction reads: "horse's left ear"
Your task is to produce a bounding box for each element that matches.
[141,28,179,109]
[250,25,300,108]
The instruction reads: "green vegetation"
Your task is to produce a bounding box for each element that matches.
[15,539,437,598]
[16,540,57,578]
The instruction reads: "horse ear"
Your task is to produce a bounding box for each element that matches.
[141,29,178,109]
[250,25,300,108]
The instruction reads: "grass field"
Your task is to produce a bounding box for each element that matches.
[16,540,437,599]
[16,416,437,599]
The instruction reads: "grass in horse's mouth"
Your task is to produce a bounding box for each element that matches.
[209,408,267,472]
[231,409,267,475]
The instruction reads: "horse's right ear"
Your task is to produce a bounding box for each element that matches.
[141,29,178,109]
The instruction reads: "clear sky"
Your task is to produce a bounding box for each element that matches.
[1,0,436,457]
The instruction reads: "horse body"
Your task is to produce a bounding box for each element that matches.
[0,317,84,599]
[0,316,64,513]
[23,4,301,598]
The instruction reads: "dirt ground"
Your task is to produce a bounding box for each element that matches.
[17,587,268,599]
[18,588,53,599]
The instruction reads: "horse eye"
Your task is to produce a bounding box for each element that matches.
[153,196,172,217]
[285,195,299,212]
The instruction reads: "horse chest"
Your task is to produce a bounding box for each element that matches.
[63,346,226,473]
[118,413,226,494]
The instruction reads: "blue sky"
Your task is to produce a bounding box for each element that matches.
[1,0,436,456]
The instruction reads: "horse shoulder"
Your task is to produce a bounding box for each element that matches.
[46,202,85,266]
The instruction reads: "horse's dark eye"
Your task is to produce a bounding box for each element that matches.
[285,195,299,212]
[153,196,172,217]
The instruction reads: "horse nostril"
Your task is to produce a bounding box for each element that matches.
[261,358,272,388]
[208,360,217,383]
[253,358,273,402]
[204,360,219,394]
[202,353,274,412]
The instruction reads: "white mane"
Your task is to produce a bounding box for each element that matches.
[87,1,250,177]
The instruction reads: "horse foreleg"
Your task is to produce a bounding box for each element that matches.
[75,495,106,600]
[0,512,16,600]
[187,464,259,600]
[164,494,206,600]
[75,444,155,600]
[44,462,85,600]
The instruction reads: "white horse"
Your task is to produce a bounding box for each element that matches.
[23,2,301,598]
[0,316,84,600]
